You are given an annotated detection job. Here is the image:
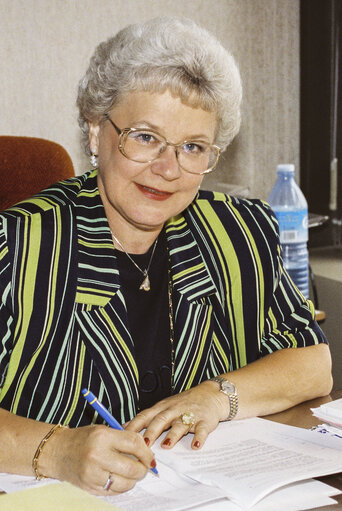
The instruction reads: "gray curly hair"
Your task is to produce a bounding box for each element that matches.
[77,16,242,155]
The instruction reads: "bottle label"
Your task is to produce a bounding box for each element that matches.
[274,209,308,243]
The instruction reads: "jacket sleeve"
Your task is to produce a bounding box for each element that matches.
[0,215,15,388]
[260,205,328,355]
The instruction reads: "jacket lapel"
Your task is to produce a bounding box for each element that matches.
[73,171,138,422]
[166,213,217,300]
[166,212,221,392]
[75,170,119,305]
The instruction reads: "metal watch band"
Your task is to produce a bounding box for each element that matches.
[210,376,238,421]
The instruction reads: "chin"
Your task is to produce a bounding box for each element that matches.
[130,207,171,228]
[128,214,166,231]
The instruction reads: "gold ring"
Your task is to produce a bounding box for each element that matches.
[181,411,195,427]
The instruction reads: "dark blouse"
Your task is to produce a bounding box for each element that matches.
[115,230,172,411]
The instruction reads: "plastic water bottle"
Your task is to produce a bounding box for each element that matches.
[268,164,309,298]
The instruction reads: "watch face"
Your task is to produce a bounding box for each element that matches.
[221,381,235,394]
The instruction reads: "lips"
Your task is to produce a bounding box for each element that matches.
[135,183,173,201]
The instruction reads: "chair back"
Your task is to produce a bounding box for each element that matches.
[0,136,75,211]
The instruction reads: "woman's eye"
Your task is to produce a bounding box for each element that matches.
[131,132,156,144]
[183,142,205,154]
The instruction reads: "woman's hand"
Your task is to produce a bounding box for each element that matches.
[126,345,333,454]
[44,424,157,495]
[126,380,228,450]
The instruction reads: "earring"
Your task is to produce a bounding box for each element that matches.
[90,153,98,168]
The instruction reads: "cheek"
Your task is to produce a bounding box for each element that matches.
[98,141,118,169]
[177,179,202,209]
[182,175,203,193]
[97,127,129,172]
[98,152,143,186]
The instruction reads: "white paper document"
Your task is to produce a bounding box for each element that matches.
[0,469,226,511]
[194,479,341,511]
[153,417,342,508]
[312,423,342,439]
[312,398,342,427]
[102,464,226,511]
[0,472,58,493]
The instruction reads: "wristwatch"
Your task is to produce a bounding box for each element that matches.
[210,376,238,421]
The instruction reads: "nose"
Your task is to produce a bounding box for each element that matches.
[150,145,181,181]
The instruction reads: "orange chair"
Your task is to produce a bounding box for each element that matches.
[0,136,75,211]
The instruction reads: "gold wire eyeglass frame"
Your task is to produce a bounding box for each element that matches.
[104,113,221,175]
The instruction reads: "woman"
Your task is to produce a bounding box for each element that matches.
[0,17,332,495]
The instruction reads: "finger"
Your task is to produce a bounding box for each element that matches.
[110,429,157,472]
[85,427,157,474]
[162,416,217,450]
[105,472,137,495]
[108,449,150,481]
[191,420,211,450]
[160,418,193,449]
[80,425,155,471]
[76,446,151,495]
[126,400,172,432]
[126,408,156,432]
[126,403,180,446]
[87,470,138,496]
[141,407,183,446]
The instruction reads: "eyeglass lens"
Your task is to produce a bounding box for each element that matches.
[122,129,218,173]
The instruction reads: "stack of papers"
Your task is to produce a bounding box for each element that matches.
[312,398,342,428]
[1,417,342,510]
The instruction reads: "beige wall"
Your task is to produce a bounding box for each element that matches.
[0,0,299,200]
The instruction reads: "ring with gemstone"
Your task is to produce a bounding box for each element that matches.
[103,474,113,491]
[181,411,195,427]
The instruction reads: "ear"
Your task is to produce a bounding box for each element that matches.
[88,122,100,155]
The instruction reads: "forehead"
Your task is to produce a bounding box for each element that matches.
[111,89,218,140]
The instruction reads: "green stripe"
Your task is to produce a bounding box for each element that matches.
[78,239,113,249]
[100,309,139,381]
[13,210,62,412]
[0,247,8,260]
[173,262,205,281]
[64,342,86,424]
[1,216,40,400]
[76,291,113,306]
[194,201,247,367]
[187,307,212,388]
[212,332,229,370]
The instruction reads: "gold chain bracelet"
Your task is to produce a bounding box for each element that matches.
[32,423,68,480]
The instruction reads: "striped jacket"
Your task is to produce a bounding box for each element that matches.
[0,170,326,426]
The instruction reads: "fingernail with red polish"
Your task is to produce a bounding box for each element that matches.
[193,440,201,448]
[144,437,150,446]
[150,458,157,469]
[162,438,171,447]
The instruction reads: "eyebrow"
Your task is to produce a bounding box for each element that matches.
[132,119,212,142]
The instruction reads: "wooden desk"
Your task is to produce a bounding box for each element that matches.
[266,389,342,510]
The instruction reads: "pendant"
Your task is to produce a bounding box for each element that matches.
[139,273,151,292]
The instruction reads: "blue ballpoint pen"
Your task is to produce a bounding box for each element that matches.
[82,388,159,476]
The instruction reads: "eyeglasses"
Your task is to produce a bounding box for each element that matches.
[105,114,221,175]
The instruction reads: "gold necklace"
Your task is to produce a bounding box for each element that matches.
[168,254,175,393]
[110,231,158,291]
